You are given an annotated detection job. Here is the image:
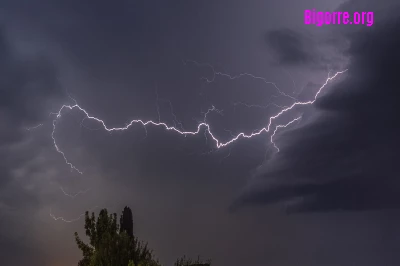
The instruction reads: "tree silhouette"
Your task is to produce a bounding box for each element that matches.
[75,208,159,266]
[120,206,134,238]
[75,207,211,266]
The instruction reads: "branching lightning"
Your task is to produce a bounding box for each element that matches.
[50,62,347,174]
[183,60,298,101]
[270,116,302,152]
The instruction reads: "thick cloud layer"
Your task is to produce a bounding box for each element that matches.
[237,4,400,212]
[266,29,319,66]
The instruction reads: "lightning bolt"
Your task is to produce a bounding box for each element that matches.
[52,118,83,174]
[183,59,298,101]
[25,123,43,131]
[50,64,347,174]
[281,67,298,95]
[49,206,98,223]
[60,186,91,199]
[157,97,185,131]
[270,116,302,152]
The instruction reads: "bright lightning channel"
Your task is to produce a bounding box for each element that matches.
[271,116,302,152]
[51,66,347,174]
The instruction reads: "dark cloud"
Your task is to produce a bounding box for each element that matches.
[266,28,317,66]
[0,25,62,186]
[0,27,63,138]
[236,12,400,212]
[265,27,346,71]
[0,24,65,265]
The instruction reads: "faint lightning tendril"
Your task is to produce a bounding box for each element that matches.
[49,206,98,223]
[60,186,91,199]
[25,123,43,131]
[51,119,83,174]
[158,97,185,131]
[183,60,298,101]
[155,87,161,123]
[224,128,236,138]
[220,148,232,164]
[232,101,288,110]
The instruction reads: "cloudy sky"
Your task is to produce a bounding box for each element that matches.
[1,0,400,265]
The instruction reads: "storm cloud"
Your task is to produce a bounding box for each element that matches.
[237,4,400,212]
[266,28,317,66]
[0,24,65,263]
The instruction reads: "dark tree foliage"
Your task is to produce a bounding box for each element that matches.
[74,208,159,266]
[75,207,211,266]
[119,206,155,265]
[120,206,134,238]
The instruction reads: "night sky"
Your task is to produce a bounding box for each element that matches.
[1,0,400,265]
